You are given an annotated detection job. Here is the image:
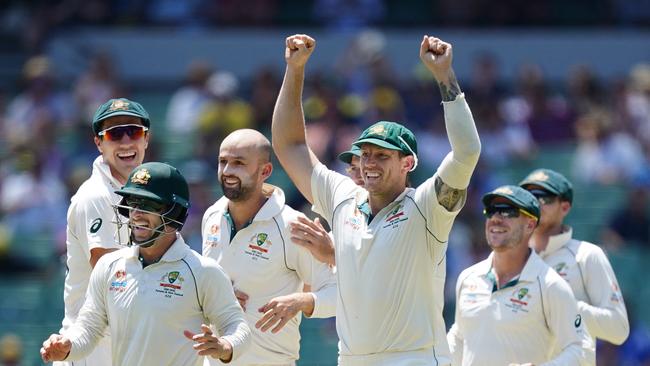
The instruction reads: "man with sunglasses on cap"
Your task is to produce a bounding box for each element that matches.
[272,34,481,365]
[447,185,587,366]
[519,169,629,360]
[56,98,152,366]
[41,162,251,365]
[201,129,336,366]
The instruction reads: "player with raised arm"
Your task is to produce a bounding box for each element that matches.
[272,33,480,365]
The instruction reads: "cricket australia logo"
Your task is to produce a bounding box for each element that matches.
[382,203,408,229]
[553,262,568,277]
[245,233,273,261]
[131,169,151,185]
[528,171,549,182]
[506,287,531,313]
[156,271,185,298]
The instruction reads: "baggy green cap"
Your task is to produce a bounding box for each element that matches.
[482,185,541,221]
[92,98,151,134]
[353,121,418,156]
[115,162,190,213]
[337,145,361,164]
[519,168,573,203]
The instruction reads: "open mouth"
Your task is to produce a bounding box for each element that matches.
[117,151,137,162]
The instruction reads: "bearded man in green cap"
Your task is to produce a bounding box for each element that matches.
[56,98,152,366]
[272,33,481,365]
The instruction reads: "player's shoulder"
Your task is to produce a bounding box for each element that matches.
[94,248,127,272]
[569,239,609,263]
[457,258,490,284]
[72,174,113,203]
[202,197,228,222]
[187,249,231,280]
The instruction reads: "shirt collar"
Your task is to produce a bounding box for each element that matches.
[93,155,123,191]
[540,226,573,256]
[482,249,544,289]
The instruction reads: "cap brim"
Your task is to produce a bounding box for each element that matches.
[96,111,148,124]
[337,151,353,164]
[519,180,561,196]
[115,187,165,203]
[482,193,537,218]
[353,137,401,151]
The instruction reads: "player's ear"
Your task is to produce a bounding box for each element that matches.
[261,162,273,181]
[94,136,103,154]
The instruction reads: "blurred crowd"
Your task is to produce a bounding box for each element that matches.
[0,5,650,363]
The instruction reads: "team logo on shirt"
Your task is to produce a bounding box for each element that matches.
[156,271,185,298]
[552,262,568,277]
[204,224,220,248]
[382,203,408,229]
[506,287,531,313]
[109,270,128,292]
[245,233,273,261]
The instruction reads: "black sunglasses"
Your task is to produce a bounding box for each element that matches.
[484,204,537,220]
[99,124,148,141]
[125,197,167,213]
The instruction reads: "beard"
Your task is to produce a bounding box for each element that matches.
[220,177,254,202]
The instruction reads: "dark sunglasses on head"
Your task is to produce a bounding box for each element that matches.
[483,204,537,220]
[527,189,559,205]
[98,124,148,141]
[125,197,167,213]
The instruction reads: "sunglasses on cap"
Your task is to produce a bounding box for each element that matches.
[125,197,167,213]
[483,204,537,220]
[527,189,559,205]
[98,124,148,141]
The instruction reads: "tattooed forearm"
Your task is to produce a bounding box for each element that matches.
[437,69,462,102]
[435,176,467,211]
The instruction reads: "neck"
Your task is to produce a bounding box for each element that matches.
[139,231,176,264]
[228,192,268,230]
[108,165,128,186]
[492,245,530,287]
[368,187,405,215]
[530,223,564,253]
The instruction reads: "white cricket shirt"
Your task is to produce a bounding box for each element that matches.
[447,250,585,366]
[202,186,336,365]
[65,234,251,366]
[60,155,127,366]
[538,227,629,346]
[311,163,459,365]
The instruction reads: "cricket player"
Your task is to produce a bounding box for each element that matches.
[272,34,481,365]
[57,98,151,366]
[201,129,336,366]
[41,162,251,366]
[447,185,586,366]
[519,169,629,359]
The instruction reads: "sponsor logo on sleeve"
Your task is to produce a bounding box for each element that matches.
[90,218,103,234]
[109,270,128,292]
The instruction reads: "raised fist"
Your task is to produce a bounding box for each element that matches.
[419,35,453,79]
[285,34,316,68]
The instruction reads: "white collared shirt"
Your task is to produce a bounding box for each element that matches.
[538,227,629,345]
[62,156,127,331]
[447,251,585,366]
[311,164,459,365]
[202,186,336,365]
[65,235,251,366]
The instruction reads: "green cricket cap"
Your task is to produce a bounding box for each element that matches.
[482,185,541,221]
[352,121,418,156]
[519,169,573,203]
[337,145,361,164]
[115,162,190,212]
[92,98,151,134]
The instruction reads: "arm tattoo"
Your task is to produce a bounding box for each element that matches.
[437,69,462,102]
[435,176,467,211]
